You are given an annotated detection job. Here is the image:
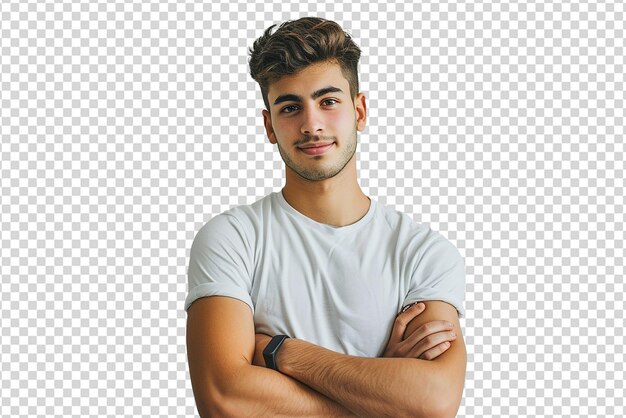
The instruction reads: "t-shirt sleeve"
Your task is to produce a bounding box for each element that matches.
[403,231,466,318]
[184,213,255,314]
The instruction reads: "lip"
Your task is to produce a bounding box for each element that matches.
[298,143,335,155]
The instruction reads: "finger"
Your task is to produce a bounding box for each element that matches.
[417,341,452,361]
[399,302,427,340]
[388,302,425,345]
[401,301,421,313]
[403,320,454,348]
[410,330,457,359]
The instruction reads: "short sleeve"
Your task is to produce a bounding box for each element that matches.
[184,213,255,314]
[403,231,466,318]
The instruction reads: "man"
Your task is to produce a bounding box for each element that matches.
[185,17,466,417]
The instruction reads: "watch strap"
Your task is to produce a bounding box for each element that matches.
[263,334,289,371]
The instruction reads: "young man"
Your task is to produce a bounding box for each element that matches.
[185,17,466,417]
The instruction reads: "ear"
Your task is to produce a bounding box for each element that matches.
[262,109,277,144]
[354,93,367,132]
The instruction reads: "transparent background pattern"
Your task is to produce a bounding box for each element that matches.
[1,1,624,417]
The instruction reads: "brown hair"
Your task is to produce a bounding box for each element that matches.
[248,17,362,111]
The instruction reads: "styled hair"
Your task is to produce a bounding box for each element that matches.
[248,17,362,111]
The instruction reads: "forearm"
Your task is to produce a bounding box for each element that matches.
[217,363,357,417]
[278,338,446,418]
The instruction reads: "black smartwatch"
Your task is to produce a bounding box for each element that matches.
[263,335,289,371]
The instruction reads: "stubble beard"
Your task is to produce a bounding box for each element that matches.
[277,126,358,182]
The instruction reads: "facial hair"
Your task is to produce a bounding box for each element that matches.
[276,123,358,182]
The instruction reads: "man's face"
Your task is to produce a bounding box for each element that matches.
[262,60,366,182]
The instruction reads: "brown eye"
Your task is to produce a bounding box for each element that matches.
[281,105,299,113]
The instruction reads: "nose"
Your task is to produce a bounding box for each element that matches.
[300,106,324,135]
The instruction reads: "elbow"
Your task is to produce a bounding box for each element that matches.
[194,392,220,418]
[427,391,463,418]
[407,380,463,418]
[430,402,461,418]
[202,386,259,418]
[408,402,460,418]
[192,365,255,417]
[194,400,213,418]
[196,392,234,418]
[194,385,237,418]
[420,362,465,418]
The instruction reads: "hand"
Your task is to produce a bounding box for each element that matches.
[252,333,273,367]
[382,302,457,360]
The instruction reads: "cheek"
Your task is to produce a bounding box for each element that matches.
[328,109,353,129]
[327,112,343,124]
[271,120,292,136]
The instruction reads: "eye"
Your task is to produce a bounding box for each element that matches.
[280,105,299,114]
[280,99,338,114]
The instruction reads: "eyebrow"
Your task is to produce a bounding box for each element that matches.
[272,86,344,106]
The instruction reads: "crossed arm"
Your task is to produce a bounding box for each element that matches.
[186,296,466,417]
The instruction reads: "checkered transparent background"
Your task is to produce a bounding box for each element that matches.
[1,1,624,417]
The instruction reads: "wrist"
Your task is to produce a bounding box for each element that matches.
[263,334,289,371]
[275,337,294,374]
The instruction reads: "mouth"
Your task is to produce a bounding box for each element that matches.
[299,142,335,149]
[298,142,335,155]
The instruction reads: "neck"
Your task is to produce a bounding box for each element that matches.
[281,155,371,227]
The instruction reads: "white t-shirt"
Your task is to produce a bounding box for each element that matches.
[185,190,465,357]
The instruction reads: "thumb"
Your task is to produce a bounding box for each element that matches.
[389,302,425,344]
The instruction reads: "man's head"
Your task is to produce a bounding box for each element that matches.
[248,17,367,183]
[249,17,362,111]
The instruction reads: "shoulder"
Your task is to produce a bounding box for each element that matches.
[410,227,464,281]
[192,192,275,245]
[418,228,463,263]
[373,200,434,243]
[375,201,461,260]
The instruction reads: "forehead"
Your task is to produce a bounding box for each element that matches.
[267,61,349,100]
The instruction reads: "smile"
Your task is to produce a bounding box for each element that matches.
[298,143,335,155]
